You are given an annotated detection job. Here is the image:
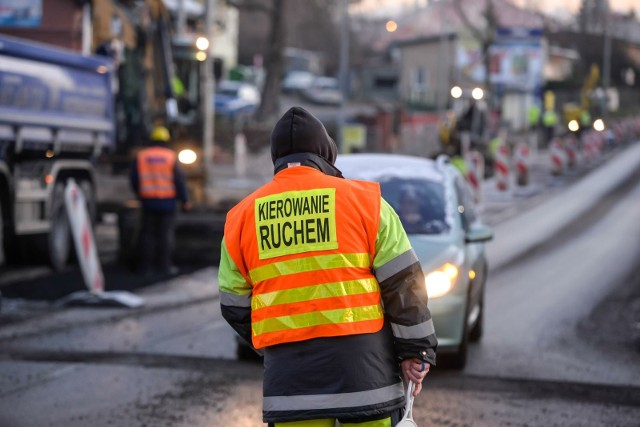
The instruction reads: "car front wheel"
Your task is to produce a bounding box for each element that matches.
[469,292,484,342]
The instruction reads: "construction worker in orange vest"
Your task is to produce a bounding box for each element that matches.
[130,126,190,277]
[218,107,437,427]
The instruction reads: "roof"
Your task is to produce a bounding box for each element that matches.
[369,0,545,52]
[0,34,112,72]
[335,153,445,183]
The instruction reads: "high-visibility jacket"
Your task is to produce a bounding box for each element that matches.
[219,165,438,423]
[223,166,383,348]
[528,104,541,126]
[542,110,558,127]
[137,146,177,199]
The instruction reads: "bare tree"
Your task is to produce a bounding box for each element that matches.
[453,0,498,91]
[228,0,286,122]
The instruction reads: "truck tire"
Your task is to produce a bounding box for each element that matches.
[0,195,24,265]
[47,183,72,272]
[0,195,4,265]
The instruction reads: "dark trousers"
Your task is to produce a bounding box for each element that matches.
[140,209,175,274]
[544,125,555,146]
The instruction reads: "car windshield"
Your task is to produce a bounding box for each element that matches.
[218,87,239,97]
[380,178,450,235]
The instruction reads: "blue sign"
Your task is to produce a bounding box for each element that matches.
[0,0,41,28]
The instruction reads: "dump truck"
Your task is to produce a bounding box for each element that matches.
[0,1,211,271]
[0,34,114,271]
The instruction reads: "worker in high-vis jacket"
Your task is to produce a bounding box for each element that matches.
[218,107,437,427]
[130,126,190,276]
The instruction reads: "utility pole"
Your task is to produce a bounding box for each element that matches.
[81,2,92,55]
[602,12,612,117]
[177,0,187,37]
[203,0,217,187]
[337,0,349,151]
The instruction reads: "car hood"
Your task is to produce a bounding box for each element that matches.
[408,234,463,272]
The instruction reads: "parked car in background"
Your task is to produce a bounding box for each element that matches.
[300,76,342,106]
[336,153,493,369]
[281,70,316,94]
[215,80,261,117]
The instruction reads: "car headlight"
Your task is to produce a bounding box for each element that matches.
[425,263,458,298]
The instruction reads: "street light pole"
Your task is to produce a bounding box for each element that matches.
[177,0,187,37]
[337,0,349,151]
[203,0,217,188]
[602,12,612,117]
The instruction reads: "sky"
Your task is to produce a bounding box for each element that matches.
[351,0,640,18]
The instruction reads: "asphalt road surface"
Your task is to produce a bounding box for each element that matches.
[1,151,639,426]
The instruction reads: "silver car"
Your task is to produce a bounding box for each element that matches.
[336,153,493,368]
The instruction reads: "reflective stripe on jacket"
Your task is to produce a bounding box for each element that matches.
[223,166,383,349]
[137,147,177,199]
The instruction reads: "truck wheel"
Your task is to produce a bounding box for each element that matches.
[0,196,4,265]
[48,184,71,272]
[0,196,24,265]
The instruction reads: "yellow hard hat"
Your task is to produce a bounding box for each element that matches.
[150,126,171,142]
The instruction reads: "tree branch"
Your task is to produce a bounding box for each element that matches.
[227,0,272,14]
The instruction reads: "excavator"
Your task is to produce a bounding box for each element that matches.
[562,64,599,134]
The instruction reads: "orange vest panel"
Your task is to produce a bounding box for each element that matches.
[224,166,384,349]
[137,147,177,199]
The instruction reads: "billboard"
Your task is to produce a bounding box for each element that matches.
[0,0,41,28]
[489,27,543,91]
[456,29,486,83]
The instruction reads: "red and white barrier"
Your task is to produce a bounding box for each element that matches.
[582,132,598,165]
[465,150,484,204]
[549,137,566,176]
[514,142,530,186]
[565,134,578,169]
[494,143,511,191]
[65,179,104,293]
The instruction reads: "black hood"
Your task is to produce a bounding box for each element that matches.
[271,106,338,165]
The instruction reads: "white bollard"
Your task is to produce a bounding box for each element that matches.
[234,133,247,178]
[549,137,566,176]
[565,134,578,169]
[494,143,510,191]
[465,150,484,205]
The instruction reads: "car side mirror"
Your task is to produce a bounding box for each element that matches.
[465,224,493,243]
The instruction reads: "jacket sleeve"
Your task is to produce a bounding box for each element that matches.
[174,162,189,204]
[218,237,262,355]
[373,198,437,365]
[130,158,140,197]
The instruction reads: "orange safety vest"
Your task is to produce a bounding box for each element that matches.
[224,167,384,349]
[137,146,177,199]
